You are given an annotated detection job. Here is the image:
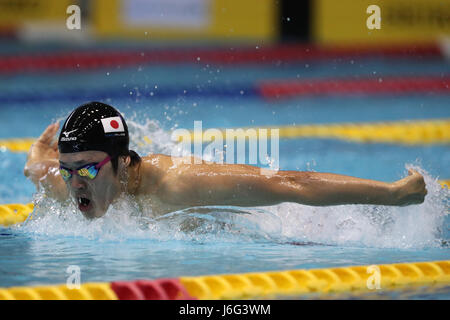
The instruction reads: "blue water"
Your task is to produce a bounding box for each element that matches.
[0,43,449,299]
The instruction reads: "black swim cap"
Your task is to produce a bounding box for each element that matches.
[58,102,129,157]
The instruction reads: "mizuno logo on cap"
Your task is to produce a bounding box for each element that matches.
[61,128,78,141]
[62,129,78,138]
[60,136,77,142]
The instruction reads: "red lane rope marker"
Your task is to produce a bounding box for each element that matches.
[135,279,196,300]
[110,281,146,300]
[259,76,450,99]
[0,44,442,74]
[110,279,196,300]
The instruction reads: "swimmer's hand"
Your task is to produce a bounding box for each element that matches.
[391,169,427,206]
[26,123,60,164]
[24,123,67,200]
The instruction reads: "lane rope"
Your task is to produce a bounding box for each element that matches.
[1,75,449,104]
[259,76,450,99]
[0,260,448,299]
[0,203,33,226]
[0,44,442,74]
[181,119,450,145]
[1,119,449,154]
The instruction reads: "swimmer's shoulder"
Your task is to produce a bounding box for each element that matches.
[140,153,200,169]
[137,153,209,195]
[141,153,186,171]
[136,153,174,195]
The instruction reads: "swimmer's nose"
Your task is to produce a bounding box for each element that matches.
[70,175,86,190]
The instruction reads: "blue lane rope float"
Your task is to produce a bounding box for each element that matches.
[0,76,449,104]
[0,85,258,104]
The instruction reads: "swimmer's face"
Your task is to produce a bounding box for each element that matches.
[59,151,123,219]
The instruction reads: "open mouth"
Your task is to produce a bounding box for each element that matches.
[77,197,92,212]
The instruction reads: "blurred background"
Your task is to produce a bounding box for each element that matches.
[0,0,449,201]
[0,0,449,44]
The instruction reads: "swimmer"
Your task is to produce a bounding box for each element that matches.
[24,102,427,219]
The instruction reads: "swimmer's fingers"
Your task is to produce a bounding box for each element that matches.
[51,140,58,151]
[37,123,59,145]
[393,170,427,206]
[28,123,60,161]
[50,133,59,151]
[51,123,60,151]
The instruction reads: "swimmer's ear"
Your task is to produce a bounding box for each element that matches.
[123,155,131,167]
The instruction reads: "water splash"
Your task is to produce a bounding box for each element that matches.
[267,165,448,249]
[151,206,282,243]
[19,193,282,244]
[126,116,176,156]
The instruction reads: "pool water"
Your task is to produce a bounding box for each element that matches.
[0,43,449,299]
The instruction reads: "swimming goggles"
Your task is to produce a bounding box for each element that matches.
[59,156,111,182]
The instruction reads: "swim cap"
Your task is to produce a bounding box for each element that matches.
[58,101,129,157]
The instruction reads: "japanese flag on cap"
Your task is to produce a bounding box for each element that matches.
[101,116,125,133]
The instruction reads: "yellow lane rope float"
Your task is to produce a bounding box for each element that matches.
[0,260,448,300]
[179,260,450,299]
[0,283,117,300]
[277,119,450,145]
[1,119,449,153]
[0,203,34,226]
[182,119,450,145]
[439,180,450,188]
[0,138,35,153]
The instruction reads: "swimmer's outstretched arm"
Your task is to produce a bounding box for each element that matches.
[156,159,427,207]
[24,123,68,201]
